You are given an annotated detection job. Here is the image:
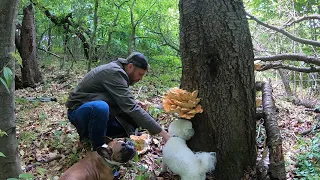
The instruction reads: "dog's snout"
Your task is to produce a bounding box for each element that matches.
[126,140,135,147]
[120,141,136,163]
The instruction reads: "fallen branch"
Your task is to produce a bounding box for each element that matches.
[257,62,320,73]
[246,12,320,47]
[261,80,286,180]
[37,47,62,59]
[291,96,317,109]
[255,54,320,66]
[300,126,320,135]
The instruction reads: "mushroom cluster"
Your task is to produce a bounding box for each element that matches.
[162,87,203,119]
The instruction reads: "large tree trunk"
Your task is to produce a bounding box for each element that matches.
[0,0,22,179]
[20,4,43,88]
[179,0,256,179]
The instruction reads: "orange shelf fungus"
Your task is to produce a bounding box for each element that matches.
[162,88,203,119]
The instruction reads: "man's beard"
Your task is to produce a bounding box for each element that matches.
[129,80,137,86]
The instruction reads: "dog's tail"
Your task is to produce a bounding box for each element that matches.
[195,152,217,173]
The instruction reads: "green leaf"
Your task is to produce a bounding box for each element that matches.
[0,77,10,93]
[36,167,48,175]
[10,51,23,67]
[134,152,139,162]
[7,178,19,180]
[19,173,34,179]
[0,152,6,157]
[0,130,8,137]
[3,67,13,87]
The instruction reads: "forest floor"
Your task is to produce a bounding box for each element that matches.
[14,64,319,180]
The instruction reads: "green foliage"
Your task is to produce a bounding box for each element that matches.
[19,131,37,145]
[0,67,13,93]
[0,152,6,157]
[0,130,8,137]
[148,106,164,119]
[19,173,34,180]
[10,51,23,67]
[7,173,34,180]
[39,112,48,121]
[294,133,320,179]
[0,129,8,157]
[36,167,48,176]
[294,0,318,14]
[135,55,181,97]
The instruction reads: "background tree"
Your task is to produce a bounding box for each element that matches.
[179,0,256,179]
[17,3,43,87]
[0,0,22,179]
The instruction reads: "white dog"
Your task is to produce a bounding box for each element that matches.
[162,119,217,180]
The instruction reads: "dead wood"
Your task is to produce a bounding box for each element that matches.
[261,81,286,180]
[256,62,320,73]
[255,54,320,66]
[291,96,317,109]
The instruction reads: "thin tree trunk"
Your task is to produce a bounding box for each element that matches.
[0,0,22,178]
[87,0,99,71]
[20,4,43,87]
[60,32,68,70]
[179,0,256,179]
[278,69,293,96]
[128,0,137,55]
[47,24,52,51]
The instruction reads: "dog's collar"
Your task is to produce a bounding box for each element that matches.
[104,158,123,167]
[101,144,122,179]
[172,135,183,138]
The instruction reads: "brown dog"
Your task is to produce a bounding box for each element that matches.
[59,138,136,180]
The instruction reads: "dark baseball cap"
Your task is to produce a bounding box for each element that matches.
[120,52,150,70]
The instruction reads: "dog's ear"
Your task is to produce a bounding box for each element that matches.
[96,146,110,158]
[183,128,195,138]
[104,136,113,144]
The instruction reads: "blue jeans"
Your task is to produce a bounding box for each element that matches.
[67,100,127,150]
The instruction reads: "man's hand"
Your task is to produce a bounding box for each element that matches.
[137,100,150,111]
[159,130,170,143]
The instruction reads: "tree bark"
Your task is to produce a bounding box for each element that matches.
[20,4,43,87]
[179,0,256,179]
[0,0,22,178]
[278,69,293,96]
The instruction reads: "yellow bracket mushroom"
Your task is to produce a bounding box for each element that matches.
[162,87,203,119]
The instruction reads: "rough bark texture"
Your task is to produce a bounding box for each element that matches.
[262,81,286,180]
[179,0,256,179]
[20,4,43,87]
[0,0,22,178]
